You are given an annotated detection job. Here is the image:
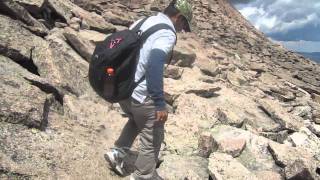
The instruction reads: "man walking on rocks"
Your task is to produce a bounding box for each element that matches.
[105,0,192,179]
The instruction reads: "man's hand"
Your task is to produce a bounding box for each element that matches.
[156,110,168,122]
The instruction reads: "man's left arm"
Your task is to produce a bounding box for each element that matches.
[146,32,176,120]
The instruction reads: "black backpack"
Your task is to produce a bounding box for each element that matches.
[88,17,176,103]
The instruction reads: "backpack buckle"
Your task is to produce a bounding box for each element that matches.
[136,30,142,37]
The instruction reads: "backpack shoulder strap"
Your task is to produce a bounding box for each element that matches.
[132,17,149,32]
[139,23,177,44]
[134,24,177,88]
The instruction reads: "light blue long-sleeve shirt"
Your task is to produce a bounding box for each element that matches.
[130,13,176,111]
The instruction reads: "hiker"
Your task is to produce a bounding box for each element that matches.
[104,0,192,179]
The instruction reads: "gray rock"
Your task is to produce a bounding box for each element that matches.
[0,0,48,36]
[170,46,197,67]
[196,59,221,77]
[307,123,320,136]
[78,29,108,44]
[164,91,179,106]
[55,22,68,28]
[218,138,246,158]
[209,152,258,180]
[158,154,209,180]
[267,141,319,179]
[186,87,221,98]
[215,108,244,127]
[211,125,283,175]
[197,131,218,158]
[259,130,289,143]
[103,11,133,26]
[44,0,116,33]
[285,160,314,180]
[255,171,283,180]
[257,99,304,132]
[69,17,81,24]
[45,28,91,95]
[69,22,80,31]
[164,65,184,80]
[288,127,320,156]
[80,19,90,30]
[72,0,104,14]
[63,27,94,62]
[71,7,116,33]
[13,0,44,13]
[292,106,313,119]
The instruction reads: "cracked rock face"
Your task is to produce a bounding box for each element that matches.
[1,0,320,179]
[0,55,60,130]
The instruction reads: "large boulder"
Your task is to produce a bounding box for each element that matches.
[0,55,57,130]
[0,15,91,96]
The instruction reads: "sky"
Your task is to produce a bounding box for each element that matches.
[229,0,320,53]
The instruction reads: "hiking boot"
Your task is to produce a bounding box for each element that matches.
[105,149,126,176]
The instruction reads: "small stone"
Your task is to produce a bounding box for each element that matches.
[69,23,80,31]
[164,65,184,80]
[312,93,320,104]
[307,123,320,136]
[170,47,196,67]
[70,17,82,24]
[80,19,90,30]
[288,132,308,147]
[55,22,68,28]
[218,138,246,157]
[185,87,221,98]
[31,128,38,134]
[215,108,244,128]
[198,131,218,158]
[292,106,312,119]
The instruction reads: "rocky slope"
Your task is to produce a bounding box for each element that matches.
[1,0,320,179]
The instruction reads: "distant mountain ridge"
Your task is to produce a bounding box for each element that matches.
[298,52,320,63]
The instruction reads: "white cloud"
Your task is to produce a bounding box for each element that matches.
[233,0,320,41]
[274,40,320,52]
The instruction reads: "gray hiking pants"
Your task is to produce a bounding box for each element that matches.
[115,97,164,180]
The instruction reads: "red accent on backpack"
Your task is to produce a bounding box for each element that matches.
[109,38,123,49]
